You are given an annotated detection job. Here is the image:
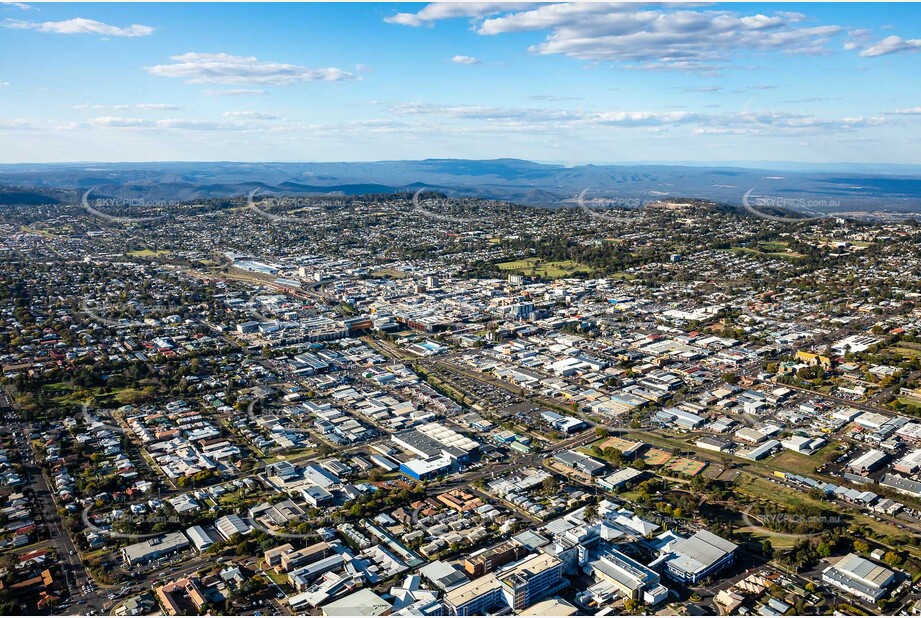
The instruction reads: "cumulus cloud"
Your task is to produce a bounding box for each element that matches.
[147,52,356,85]
[388,3,845,71]
[4,17,153,37]
[451,55,482,65]
[73,103,182,111]
[386,2,537,27]
[859,35,921,57]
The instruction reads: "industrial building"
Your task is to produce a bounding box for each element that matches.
[553,450,607,476]
[185,525,215,552]
[847,449,889,474]
[214,514,253,540]
[822,553,895,603]
[122,531,190,566]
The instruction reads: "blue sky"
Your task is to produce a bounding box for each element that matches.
[1,2,919,164]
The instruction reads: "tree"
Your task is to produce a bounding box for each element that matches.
[541,476,560,495]
[816,541,832,558]
[594,426,610,439]
[883,551,902,567]
[853,539,869,553]
[583,504,599,523]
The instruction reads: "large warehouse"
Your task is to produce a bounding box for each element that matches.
[822,553,896,603]
[122,531,190,566]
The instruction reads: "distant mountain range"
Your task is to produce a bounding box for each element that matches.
[1,159,920,213]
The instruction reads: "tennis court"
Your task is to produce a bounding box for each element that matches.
[666,457,707,477]
[642,447,672,466]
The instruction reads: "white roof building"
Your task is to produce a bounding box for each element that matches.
[214,514,252,540]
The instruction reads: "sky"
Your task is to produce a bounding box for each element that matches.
[0,2,919,165]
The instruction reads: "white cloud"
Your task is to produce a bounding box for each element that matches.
[222,111,280,120]
[451,55,481,65]
[859,35,921,57]
[147,52,356,85]
[73,103,183,111]
[0,119,40,130]
[202,88,267,97]
[389,3,845,71]
[4,17,153,37]
[392,101,886,134]
[392,102,580,123]
[88,116,249,131]
[385,2,536,27]
[889,107,921,115]
[1,2,37,10]
[0,81,9,87]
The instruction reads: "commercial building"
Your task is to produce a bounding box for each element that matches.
[597,468,645,491]
[156,577,208,616]
[464,540,526,577]
[881,473,921,498]
[737,439,780,461]
[214,514,252,540]
[822,553,895,603]
[420,560,470,591]
[185,525,215,552]
[444,574,506,616]
[696,436,732,453]
[400,455,454,481]
[586,548,661,601]
[663,530,737,584]
[279,541,334,573]
[847,449,889,474]
[393,423,480,464]
[288,555,346,591]
[322,588,391,616]
[498,553,564,611]
[122,531,190,566]
[520,597,578,616]
[553,450,607,477]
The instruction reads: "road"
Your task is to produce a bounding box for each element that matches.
[0,397,104,612]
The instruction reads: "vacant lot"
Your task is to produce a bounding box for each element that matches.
[497,257,590,278]
[889,346,921,359]
[729,245,806,260]
[128,249,173,257]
